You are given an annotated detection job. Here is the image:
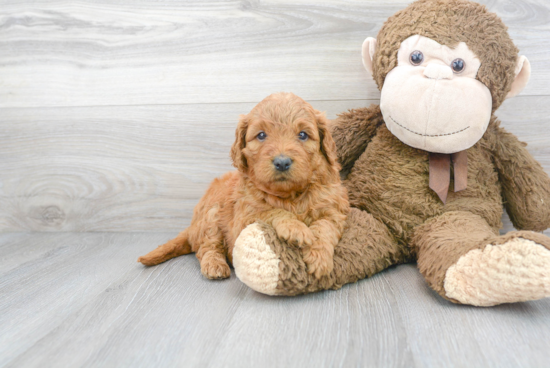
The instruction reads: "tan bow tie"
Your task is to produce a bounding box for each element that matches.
[429,150,468,204]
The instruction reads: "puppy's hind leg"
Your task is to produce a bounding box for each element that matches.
[138,229,192,266]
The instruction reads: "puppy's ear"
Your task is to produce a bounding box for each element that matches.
[230,114,249,172]
[316,111,338,168]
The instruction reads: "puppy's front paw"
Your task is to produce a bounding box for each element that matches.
[200,252,231,280]
[274,220,314,248]
[302,246,334,278]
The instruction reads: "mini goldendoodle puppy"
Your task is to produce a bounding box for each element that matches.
[138,92,349,279]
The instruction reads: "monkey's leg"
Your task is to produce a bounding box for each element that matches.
[412,211,550,306]
[232,208,409,296]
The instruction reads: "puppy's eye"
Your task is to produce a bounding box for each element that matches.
[298,131,308,141]
[410,50,423,65]
[451,58,465,73]
[256,131,267,141]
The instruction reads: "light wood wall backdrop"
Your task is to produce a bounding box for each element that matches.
[1,0,549,232]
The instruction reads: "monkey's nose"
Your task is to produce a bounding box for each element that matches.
[273,155,292,172]
[423,63,453,80]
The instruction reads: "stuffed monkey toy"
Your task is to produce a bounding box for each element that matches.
[231,0,550,306]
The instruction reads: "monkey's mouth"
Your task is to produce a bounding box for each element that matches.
[389,115,470,137]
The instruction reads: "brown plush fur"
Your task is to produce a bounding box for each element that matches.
[412,211,550,302]
[281,208,411,295]
[138,92,349,279]
[248,208,410,296]
[265,102,550,300]
[343,108,506,246]
[242,0,550,302]
[256,209,550,298]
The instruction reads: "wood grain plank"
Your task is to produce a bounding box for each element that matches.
[388,265,550,368]
[2,96,550,233]
[0,99,376,232]
[0,232,76,274]
[2,233,549,367]
[0,232,178,366]
[0,0,549,108]
[4,237,249,367]
[208,272,414,368]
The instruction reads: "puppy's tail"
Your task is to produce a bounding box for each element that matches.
[138,229,193,266]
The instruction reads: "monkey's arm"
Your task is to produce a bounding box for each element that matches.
[488,121,550,231]
[330,104,384,173]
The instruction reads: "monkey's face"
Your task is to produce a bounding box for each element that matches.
[379,35,492,154]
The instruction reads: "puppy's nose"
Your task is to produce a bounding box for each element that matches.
[273,155,292,172]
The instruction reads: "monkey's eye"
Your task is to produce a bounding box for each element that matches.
[257,131,267,141]
[410,50,424,65]
[298,131,308,141]
[451,58,465,73]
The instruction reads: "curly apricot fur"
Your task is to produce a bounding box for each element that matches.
[138,92,349,279]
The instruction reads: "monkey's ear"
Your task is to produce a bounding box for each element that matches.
[230,114,249,172]
[506,55,531,99]
[362,37,377,77]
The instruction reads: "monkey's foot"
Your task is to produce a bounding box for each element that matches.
[232,223,282,295]
[444,234,550,306]
[233,221,340,296]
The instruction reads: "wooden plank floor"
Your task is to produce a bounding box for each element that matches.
[0,232,549,368]
[1,0,550,367]
[1,0,550,231]
[3,96,550,232]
